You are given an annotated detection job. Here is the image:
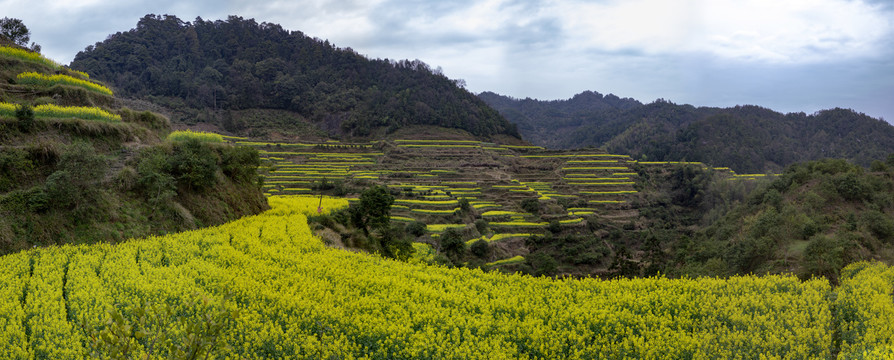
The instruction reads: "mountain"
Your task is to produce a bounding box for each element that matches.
[0,43,267,254]
[70,14,519,140]
[480,91,894,173]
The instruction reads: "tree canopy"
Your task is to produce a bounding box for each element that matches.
[71,15,519,139]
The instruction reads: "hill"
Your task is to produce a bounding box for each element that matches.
[480,91,894,173]
[69,14,519,140]
[0,44,267,254]
[677,158,894,283]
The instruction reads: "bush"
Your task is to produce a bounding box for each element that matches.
[548,220,561,233]
[220,145,260,184]
[440,228,466,261]
[44,142,107,212]
[833,172,870,201]
[406,221,427,237]
[458,198,471,213]
[470,239,490,258]
[520,198,540,214]
[526,252,558,277]
[800,234,852,282]
[168,139,219,191]
[16,103,34,132]
[474,219,488,234]
[863,210,894,242]
[0,147,34,192]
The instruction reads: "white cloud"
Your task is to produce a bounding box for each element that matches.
[552,0,892,63]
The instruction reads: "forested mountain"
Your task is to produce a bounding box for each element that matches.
[480,92,894,173]
[70,15,519,139]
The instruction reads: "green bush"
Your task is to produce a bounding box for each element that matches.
[440,228,466,262]
[220,145,260,184]
[470,239,490,258]
[0,147,34,192]
[833,172,870,201]
[44,142,107,213]
[474,219,488,234]
[520,198,540,214]
[526,252,558,277]
[16,103,34,132]
[800,234,853,282]
[168,139,219,191]
[863,210,894,242]
[406,221,427,237]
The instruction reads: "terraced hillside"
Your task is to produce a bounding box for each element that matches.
[229,136,772,275]
[0,45,267,252]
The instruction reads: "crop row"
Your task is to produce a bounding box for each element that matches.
[1,195,891,358]
[0,46,61,69]
[167,130,224,143]
[0,103,121,122]
[16,72,113,96]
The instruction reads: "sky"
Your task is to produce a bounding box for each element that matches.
[3,0,894,122]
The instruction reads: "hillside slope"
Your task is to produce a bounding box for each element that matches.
[1,195,891,358]
[480,92,894,173]
[677,158,894,283]
[70,14,519,140]
[0,44,267,254]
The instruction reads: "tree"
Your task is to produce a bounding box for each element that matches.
[0,17,38,51]
[0,17,29,46]
[349,185,394,236]
[440,228,466,263]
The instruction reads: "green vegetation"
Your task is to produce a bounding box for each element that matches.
[3,197,893,358]
[167,129,225,143]
[16,72,113,96]
[70,15,519,139]
[481,91,894,173]
[678,158,894,282]
[0,32,267,254]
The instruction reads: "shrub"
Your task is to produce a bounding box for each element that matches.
[168,139,219,191]
[520,198,540,214]
[406,221,427,237]
[15,103,34,132]
[526,252,558,276]
[863,210,894,242]
[833,172,870,201]
[800,234,852,282]
[220,145,260,184]
[474,219,488,234]
[440,228,466,261]
[470,239,490,258]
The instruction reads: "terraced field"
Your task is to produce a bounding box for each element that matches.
[234,137,773,269]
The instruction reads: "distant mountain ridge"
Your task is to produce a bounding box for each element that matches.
[480,91,894,173]
[70,14,519,140]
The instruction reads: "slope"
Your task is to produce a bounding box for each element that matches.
[0,44,267,254]
[70,14,519,140]
[680,158,894,283]
[480,91,894,173]
[1,195,891,358]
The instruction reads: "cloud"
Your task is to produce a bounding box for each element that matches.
[552,0,892,63]
[0,0,891,121]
